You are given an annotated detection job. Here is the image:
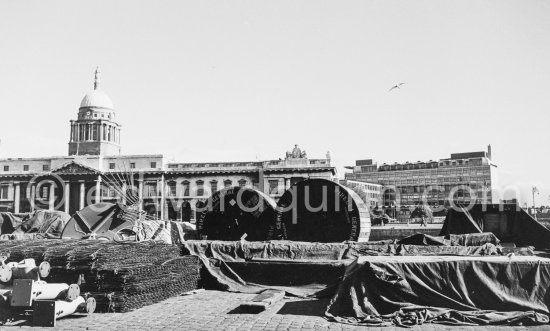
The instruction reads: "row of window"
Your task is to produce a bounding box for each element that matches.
[0,183,51,200]
[108,162,157,170]
[141,179,249,198]
[3,164,50,172]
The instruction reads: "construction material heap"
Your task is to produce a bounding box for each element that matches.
[0,240,200,312]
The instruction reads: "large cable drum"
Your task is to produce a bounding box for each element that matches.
[196,186,277,241]
[268,179,371,242]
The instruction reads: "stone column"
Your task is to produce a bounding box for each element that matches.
[70,122,74,142]
[121,184,127,205]
[30,183,36,212]
[138,179,143,212]
[98,121,103,141]
[14,182,20,214]
[79,181,85,210]
[95,175,101,204]
[285,178,291,190]
[160,174,166,220]
[48,182,55,211]
[64,181,70,213]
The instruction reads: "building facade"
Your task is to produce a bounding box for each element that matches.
[0,70,335,222]
[341,180,382,209]
[345,148,497,211]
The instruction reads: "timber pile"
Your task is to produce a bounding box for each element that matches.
[0,240,201,312]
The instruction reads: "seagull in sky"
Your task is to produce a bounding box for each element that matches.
[389,82,405,92]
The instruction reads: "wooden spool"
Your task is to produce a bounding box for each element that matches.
[268,178,370,242]
[196,186,277,241]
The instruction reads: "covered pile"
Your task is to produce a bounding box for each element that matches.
[0,210,69,239]
[181,233,533,297]
[0,240,200,312]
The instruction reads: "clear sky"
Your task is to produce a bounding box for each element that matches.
[0,1,549,205]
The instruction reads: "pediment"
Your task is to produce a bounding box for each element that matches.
[52,161,98,174]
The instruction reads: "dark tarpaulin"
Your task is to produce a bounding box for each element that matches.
[0,212,23,235]
[181,238,533,297]
[182,240,351,296]
[0,210,70,238]
[396,234,450,246]
[16,210,70,237]
[325,255,550,326]
[439,204,550,249]
[446,232,500,246]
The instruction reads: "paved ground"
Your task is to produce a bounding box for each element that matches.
[3,290,549,330]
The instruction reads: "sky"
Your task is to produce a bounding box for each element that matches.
[0,1,549,205]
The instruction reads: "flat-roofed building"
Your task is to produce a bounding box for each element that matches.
[341,179,382,208]
[345,147,497,213]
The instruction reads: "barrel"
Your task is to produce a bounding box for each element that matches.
[196,186,277,241]
[268,179,370,242]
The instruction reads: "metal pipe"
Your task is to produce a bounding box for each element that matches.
[0,259,50,283]
[54,296,96,319]
[34,282,80,301]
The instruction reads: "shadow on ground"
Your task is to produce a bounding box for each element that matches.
[276,299,329,317]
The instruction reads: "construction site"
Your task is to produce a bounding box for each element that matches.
[2,1,549,329]
[1,178,550,329]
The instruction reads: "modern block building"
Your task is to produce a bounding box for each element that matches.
[340,180,383,208]
[345,147,497,211]
[0,68,336,221]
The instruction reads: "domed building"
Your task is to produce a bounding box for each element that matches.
[0,68,335,220]
[68,67,121,156]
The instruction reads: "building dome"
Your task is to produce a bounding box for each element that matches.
[80,89,114,109]
[79,66,114,110]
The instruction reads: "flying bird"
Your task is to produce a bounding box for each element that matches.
[389,82,405,92]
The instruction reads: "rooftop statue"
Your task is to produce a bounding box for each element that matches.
[286,144,307,159]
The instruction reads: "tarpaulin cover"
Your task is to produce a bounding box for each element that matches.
[439,204,550,249]
[137,220,197,244]
[325,255,550,326]
[16,210,70,237]
[446,232,500,246]
[181,237,533,297]
[0,211,69,238]
[0,212,23,234]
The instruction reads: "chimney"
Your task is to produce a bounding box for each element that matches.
[487,144,492,159]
